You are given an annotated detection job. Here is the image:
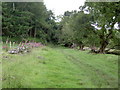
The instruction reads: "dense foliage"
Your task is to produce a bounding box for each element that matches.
[2,2,120,53]
[58,2,120,53]
[2,2,57,43]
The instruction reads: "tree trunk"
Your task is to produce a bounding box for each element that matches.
[98,28,113,53]
[98,26,109,54]
[79,44,84,50]
[34,28,36,38]
[13,3,15,11]
[98,40,108,53]
[30,30,32,37]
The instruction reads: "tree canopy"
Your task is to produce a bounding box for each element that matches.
[2,2,120,53]
[2,2,57,43]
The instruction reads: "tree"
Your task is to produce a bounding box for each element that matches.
[70,11,97,50]
[58,11,97,49]
[83,2,120,53]
[2,2,57,43]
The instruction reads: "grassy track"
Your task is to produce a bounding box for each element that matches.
[2,46,118,88]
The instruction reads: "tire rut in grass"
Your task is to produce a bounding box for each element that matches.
[61,50,117,87]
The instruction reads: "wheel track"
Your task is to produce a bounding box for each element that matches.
[60,49,118,88]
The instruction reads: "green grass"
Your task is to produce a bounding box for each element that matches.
[0,42,2,89]
[2,46,118,88]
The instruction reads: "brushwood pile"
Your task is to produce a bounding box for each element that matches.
[3,42,44,54]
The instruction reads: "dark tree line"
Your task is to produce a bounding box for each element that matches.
[2,2,120,53]
[2,2,58,43]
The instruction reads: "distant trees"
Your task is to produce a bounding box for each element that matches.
[69,11,98,50]
[58,11,99,49]
[2,2,57,43]
[2,2,120,53]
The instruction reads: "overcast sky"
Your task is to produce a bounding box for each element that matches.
[44,0,86,16]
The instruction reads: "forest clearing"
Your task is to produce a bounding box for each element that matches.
[1,1,120,89]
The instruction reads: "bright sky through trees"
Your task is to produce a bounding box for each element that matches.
[44,0,86,16]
